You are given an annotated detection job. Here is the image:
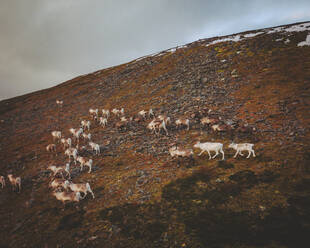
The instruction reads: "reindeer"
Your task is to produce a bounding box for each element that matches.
[89,142,100,155]
[49,178,66,189]
[147,119,168,135]
[111,108,121,116]
[64,181,95,199]
[65,148,78,163]
[0,176,5,189]
[200,117,219,126]
[102,109,110,119]
[89,108,98,120]
[81,120,91,131]
[76,156,93,173]
[69,128,83,143]
[138,110,147,119]
[56,100,63,107]
[61,138,72,149]
[157,115,171,125]
[193,141,224,160]
[51,131,62,142]
[82,133,92,141]
[7,174,21,192]
[99,117,108,127]
[46,144,56,153]
[228,143,256,158]
[175,118,190,130]
[47,164,70,178]
[53,191,82,204]
[169,146,193,158]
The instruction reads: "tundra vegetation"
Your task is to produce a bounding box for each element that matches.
[0,22,309,247]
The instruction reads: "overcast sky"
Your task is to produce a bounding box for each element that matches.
[0,0,309,100]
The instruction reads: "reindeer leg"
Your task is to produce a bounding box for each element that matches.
[198,150,205,156]
[212,151,219,159]
[233,150,239,158]
[81,192,87,199]
[207,150,212,160]
[221,150,225,160]
[247,151,251,158]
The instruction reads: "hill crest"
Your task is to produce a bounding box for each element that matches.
[0,21,309,248]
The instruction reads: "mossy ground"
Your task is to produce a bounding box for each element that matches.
[0,22,309,247]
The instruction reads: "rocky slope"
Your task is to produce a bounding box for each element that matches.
[0,21,309,248]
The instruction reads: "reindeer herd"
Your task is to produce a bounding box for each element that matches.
[0,99,256,205]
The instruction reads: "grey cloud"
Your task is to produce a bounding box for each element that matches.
[0,0,309,100]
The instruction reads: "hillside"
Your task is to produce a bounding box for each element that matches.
[0,21,310,248]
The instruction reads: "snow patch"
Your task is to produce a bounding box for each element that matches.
[297,34,310,47]
[243,31,264,38]
[206,35,242,46]
[267,27,283,34]
[267,23,310,34]
[167,48,177,53]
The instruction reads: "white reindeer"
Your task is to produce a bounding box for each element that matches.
[200,117,218,126]
[60,138,67,149]
[77,156,93,173]
[48,164,70,178]
[46,144,56,153]
[175,118,190,130]
[169,146,193,158]
[56,100,64,107]
[157,115,171,125]
[102,109,110,119]
[193,141,225,160]
[111,108,120,116]
[51,131,62,142]
[64,180,95,199]
[99,117,108,127]
[56,100,63,107]
[82,133,92,141]
[81,120,91,131]
[147,119,168,135]
[69,128,83,142]
[120,116,127,122]
[89,108,98,120]
[53,191,82,204]
[228,143,256,158]
[49,178,66,189]
[7,174,21,192]
[138,110,147,119]
[65,148,78,163]
[0,176,5,189]
[89,142,100,155]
